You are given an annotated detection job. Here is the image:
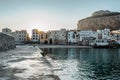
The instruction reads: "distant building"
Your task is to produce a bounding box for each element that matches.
[31,29,40,43]
[67,30,78,44]
[2,28,13,37]
[2,28,18,44]
[15,30,29,44]
[96,28,111,40]
[93,29,111,46]
[2,28,30,44]
[11,32,19,43]
[111,30,120,40]
[31,29,48,44]
[39,31,48,44]
[2,28,12,34]
[111,30,120,44]
[48,29,67,44]
[78,30,96,46]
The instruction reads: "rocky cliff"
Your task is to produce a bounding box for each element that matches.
[0,33,16,52]
[77,10,120,31]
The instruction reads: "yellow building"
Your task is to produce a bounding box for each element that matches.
[31,29,48,44]
[39,31,48,44]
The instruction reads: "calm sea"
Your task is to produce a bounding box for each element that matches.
[41,48,120,80]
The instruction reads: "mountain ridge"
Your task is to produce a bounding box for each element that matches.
[77,10,120,31]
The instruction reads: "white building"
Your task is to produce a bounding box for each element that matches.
[67,30,78,44]
[2,28,12,34]
[2,28,29,44]
[2,28,19,43]
[31,29,40,43]
[78,30,96,41]
[77,30,96,45]
[15,30,29,44]
[96,28,111,40]
[94,29,111,46]
[48,29,67,44]
[11,32,19,43]
[111,30,120,44]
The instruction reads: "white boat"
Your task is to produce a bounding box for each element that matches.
[93,40,109,48]
[116,40,120,45]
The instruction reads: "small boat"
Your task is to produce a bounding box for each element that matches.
[93,40,120,48]
[93,40,109,48]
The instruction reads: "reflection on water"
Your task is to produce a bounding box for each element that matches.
[42,48,120,80]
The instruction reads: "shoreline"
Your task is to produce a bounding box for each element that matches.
[36,44,92,48]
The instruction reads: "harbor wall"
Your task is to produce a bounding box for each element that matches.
[0,33,16,52]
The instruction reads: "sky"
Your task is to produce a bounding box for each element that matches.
[0,0,120,35]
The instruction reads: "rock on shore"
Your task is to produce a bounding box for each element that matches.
[77,10,120,31]
[0,33,16,52]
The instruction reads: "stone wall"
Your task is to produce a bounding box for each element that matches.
[0,33,16,52]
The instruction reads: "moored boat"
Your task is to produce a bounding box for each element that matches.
[93,40,120,48]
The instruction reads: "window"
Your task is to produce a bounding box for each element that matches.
[41,34,43,39]
[33,35,35,37]
[69,34,70,36]
[36,35,38,37]
[36,31,38,34]
[46,34,47,39]
[41,36,43,39]
[73,34,75,39]
[33,32,35,34]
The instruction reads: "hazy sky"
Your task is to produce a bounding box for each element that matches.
[0,0,120,35]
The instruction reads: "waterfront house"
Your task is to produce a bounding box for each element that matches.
[48,29,67,44]
[39,31,48,44]
[111,30,120,44]
[77,30,96,46]
[15,30,29,44]
[31,29,49,44]
[31,29,40,43]
[67,30,78,44]
[94,28,111,46]
[96,28,111,40]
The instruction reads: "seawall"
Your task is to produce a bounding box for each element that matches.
[0,33,16,52]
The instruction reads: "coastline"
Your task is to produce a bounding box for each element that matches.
[36,44,92,48]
